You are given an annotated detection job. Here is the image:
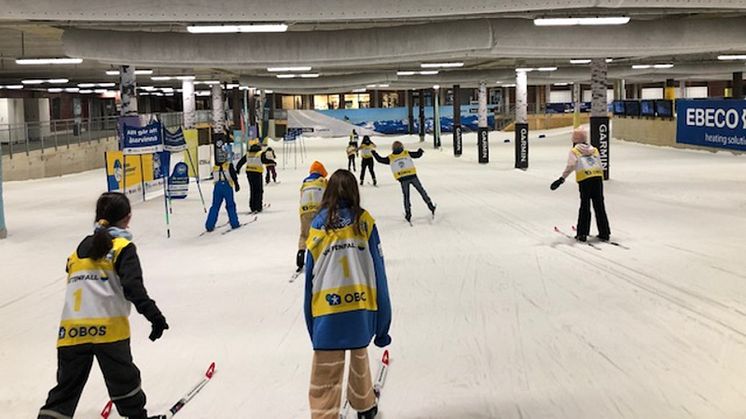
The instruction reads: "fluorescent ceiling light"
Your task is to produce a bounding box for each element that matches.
[353,88,366,93]
[106,69,153,76]
[300,74,319,78]
[504,84,516,87]
[94,89,107,93]
[606,58,614,63]
[47,78,69,84]
[198,80,220,85]
[79,90,93,94]
[265,90,273,94]
[151,76,172,81]
[64,87,80,93]
[570,59,592,64]
[534,17,630,26]
[140,86,157,91]
[553,82,569,86]
[176,89,183,92]
[106,70,119,76]
[538,67,558,72]
[377,84,389,88]
[16,57,82,65]
[78,83,96,88]
[515,68,534,72]
[176,75,195,80]
[161,87,174,92]
[98,83,116,87]
[239,86,249,90]
[22,79,45,84]
[5,85,23,89]
[188,24,288,34]
[226,83,239,89]
[267,66,312,72]
[495,81,503,84]
[165,93,174,96]
[153,92,164,96]
[397,71,416,76]
[276,74,296,79]
[632,64,651,69]
[47,88,63,93]
[420,62,464,68]
[718,55,746,61]
[366,84,377,88]
[653,64,674,69]
[419,70,439,75]
[140,92,150,96]
[433,85,440,89]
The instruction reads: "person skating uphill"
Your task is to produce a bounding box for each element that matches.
[358,136,377,186]
[38,192,168,419]
[264,146,279,185]
[304,170,392,419]
[205,150,241,232]
[550,129,611,242]
[236,143,273,213]
[372,141,436,223]
[296,161,328,274]
[346,140,359,172]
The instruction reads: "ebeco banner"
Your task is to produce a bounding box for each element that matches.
[677,99,746,152]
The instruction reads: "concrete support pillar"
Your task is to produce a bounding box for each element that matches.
[613,80,626,101]
[514,71,528,169]
[406,90,414,135]
[545,84,551,112]
[119,65,138,116]
[590,58,610,180]
[573,82,581,128]
[338,94,345,110]
[452,84,462,156]
[733,72,744,100]
[248,88,257,133]
[665,79,676,101]
[212,84,225,134]
[503,86,510,115]
[231,85,241,131]
[418,89,425,142]
[259,89,267,139]
[432,87,441,148]
[679,80,687,99]
[477,81,489,164]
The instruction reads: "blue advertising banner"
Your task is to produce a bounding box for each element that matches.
[123,121,163,154]
[676,99,746,151]
[163,127,187,152]
[168,162,190,199]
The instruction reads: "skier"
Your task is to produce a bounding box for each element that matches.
[264,146,278,184]
[372,141,436,223]
[296,161,328,274]
[236,143,272,213]
[304,170,391,419]
[550,129,611,242]
[38,192,168,419]
[350,129,359,146]
[346,140,359,172]
[205,150,241,232]
[358,135,377,186]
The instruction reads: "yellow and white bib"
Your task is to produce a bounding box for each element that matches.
[58,237,132,347]
[389,151,417,180]
[244,151,264,173]
[359,144,375,159]
[300,178,327,215]
[306,211,378,317]
[573,147,604,182]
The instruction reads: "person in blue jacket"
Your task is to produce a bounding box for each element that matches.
[304,169,392,419]
[205,144,241,232]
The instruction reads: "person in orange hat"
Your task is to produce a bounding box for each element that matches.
[295,161,329,275]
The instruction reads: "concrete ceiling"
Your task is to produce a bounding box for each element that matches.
[1,1,746,92]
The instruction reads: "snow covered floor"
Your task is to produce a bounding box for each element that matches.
[2,127,746,419]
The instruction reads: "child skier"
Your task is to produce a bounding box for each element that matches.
[296,161,328,274]
[550,129,611,242]
[264,146,278,184]
[372,141,437,223]
[358,135,377,186]
[304,170,391,419]
[236,143,273,213]
[38,192,168,419]
[346,140,359,172]
[205,149,241,232]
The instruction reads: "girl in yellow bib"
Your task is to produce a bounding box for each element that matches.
[38,192,168,419]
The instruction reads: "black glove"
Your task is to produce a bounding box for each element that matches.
[374,334,391,348]
[149,315,169,341]
[550,177,565,191]
[235,184,241,193]
[417,148,424,154]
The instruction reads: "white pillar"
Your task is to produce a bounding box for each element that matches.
[182,79,196,129]
[212,84,225,134]
[573,82,581,128]
[590,58,610,179]
[477,81,489,163]
[515,71,528,124]
[478,82,487,128]
[119,65,138,116]
[679,79,687,99]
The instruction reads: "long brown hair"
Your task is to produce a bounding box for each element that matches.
[91,192,131,260]
[318,170,364,234]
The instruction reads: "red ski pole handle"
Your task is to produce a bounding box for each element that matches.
[100,400,113,419]
[382,350,390,366]
[205,362,216,379]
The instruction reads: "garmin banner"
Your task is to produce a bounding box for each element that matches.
[590,116,610,180]
[676,99,746,152]
[453,124,463,156]
[478,127,489,163]
[163,127,187,153]
[514,123,529,169]
[123,121,163,155]
[168,162,190,199]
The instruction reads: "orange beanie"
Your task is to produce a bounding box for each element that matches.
[309,161,328,177]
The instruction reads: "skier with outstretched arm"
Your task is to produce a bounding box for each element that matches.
[372,141,436,223]
[550,129,611,242]
[38,192,168,419]
[304,170,391,419]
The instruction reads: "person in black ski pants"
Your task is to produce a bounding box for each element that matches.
[38,192,168,419]
[358,136,377,186]
[372,141,436,222]
[236,143,273,213]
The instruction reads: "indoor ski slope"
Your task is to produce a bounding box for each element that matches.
[2,126,746,419]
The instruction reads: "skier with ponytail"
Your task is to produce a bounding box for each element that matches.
[38,192,168,419]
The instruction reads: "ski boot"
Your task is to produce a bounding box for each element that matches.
[597,234,610,242]
[428,203,437,218]
[575,235,587,242]
[373,179,377,186]
[405,211,412,223]
[360,179,364,186]
[357,405,378,419]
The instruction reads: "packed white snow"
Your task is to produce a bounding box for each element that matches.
[2,126,746,418]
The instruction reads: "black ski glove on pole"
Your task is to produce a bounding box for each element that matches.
[149,315,169,341]
[550,177,565,191]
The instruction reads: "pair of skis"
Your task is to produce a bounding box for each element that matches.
[199,216,258,237]
[554,226,629,249]
[339,350,390,419]
[101,362,215,419]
